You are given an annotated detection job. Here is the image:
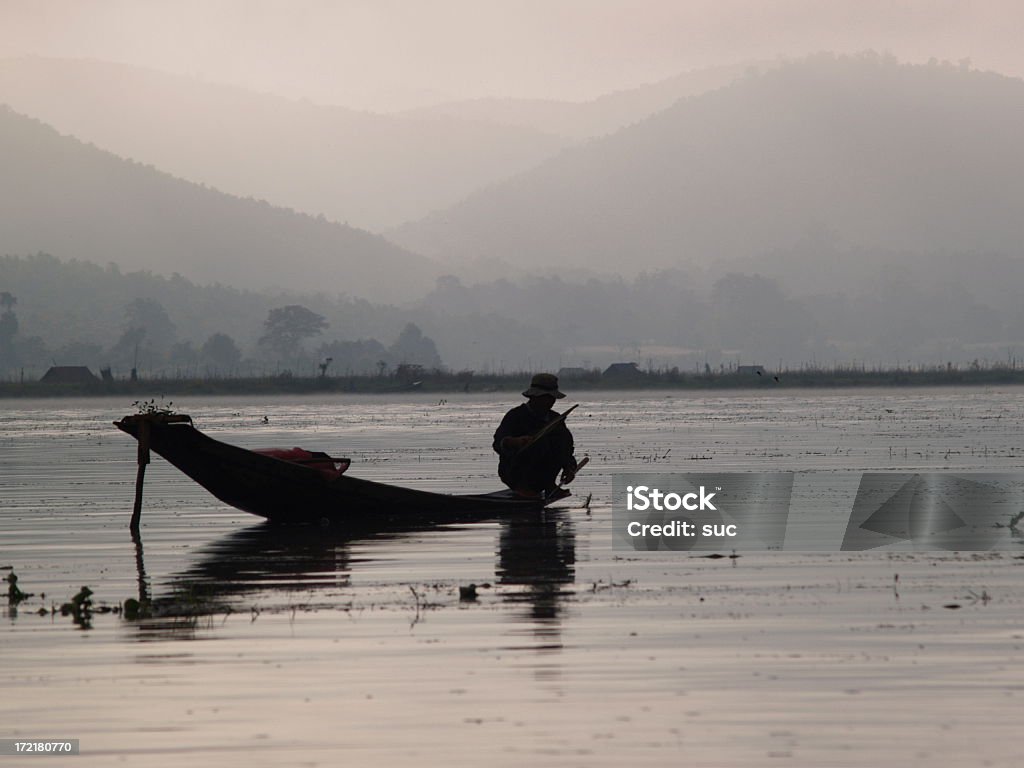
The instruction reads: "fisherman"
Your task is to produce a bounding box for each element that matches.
[493,373,578,496]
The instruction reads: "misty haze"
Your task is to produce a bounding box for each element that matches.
[2,5,1024,381]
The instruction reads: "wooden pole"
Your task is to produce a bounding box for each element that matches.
[129,419,151,534]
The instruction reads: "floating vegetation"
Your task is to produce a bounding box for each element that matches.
[637,448,672,463]
[121,598,152,621]
[964,588,992,605]
[61,586,94,629]
[4,573,162,627]
[132,397,177,416]
[591,578,632,592]
[6,572,33,606]
[581,492,593,513]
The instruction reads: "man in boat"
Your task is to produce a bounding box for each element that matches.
[493,373,579,497]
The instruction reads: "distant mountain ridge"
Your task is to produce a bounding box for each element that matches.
[390,54,1024,274]
[0,56,569,231]
[397,62,757,139]
[0,106,438,303]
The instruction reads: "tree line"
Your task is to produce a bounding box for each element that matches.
[0,290,441,380]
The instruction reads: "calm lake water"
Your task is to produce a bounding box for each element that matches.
[2,388,1024,767]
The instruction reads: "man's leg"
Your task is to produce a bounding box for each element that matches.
[502,455,559,496]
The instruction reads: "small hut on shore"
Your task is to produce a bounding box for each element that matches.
[557,367,589,380]
[602,362,643,381]
[39,366,100,384]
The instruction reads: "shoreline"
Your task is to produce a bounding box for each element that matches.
[5,366,1024,398]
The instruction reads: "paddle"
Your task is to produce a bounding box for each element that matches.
[515,404,579,456]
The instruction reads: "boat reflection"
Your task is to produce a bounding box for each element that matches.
[128,510,577,642]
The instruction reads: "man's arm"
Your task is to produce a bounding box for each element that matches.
[493,409,530,455]
[548,421,577,472]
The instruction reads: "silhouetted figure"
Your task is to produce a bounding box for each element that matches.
[493,373,578,496]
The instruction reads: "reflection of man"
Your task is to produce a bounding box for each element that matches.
[497,511,576,625]
[493,373,578,496]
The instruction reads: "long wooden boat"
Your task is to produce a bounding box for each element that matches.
[115,413,569,524]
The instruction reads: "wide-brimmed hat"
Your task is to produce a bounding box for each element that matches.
[522,373,565,399]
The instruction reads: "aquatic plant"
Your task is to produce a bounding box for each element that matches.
[60,586,94,629]
[132,397,176,416]
[6,572,33,605]
[121,598,152,621]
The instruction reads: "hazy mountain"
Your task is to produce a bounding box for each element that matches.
[0,107,438,303]
[398,62,758,139]
[0,57,569,231]
[391,54,1024,274]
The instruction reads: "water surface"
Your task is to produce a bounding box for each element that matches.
[2,389,1023,766]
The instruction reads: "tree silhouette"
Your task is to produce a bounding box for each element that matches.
[201,333,242,373]
[389,323,442,368]
[123,298,177,352]
[0,291,18,371]
[259,305,328,359]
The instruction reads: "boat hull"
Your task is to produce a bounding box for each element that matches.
[115,416,567,524]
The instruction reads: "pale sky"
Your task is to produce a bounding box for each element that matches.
[1,0,1022,110]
